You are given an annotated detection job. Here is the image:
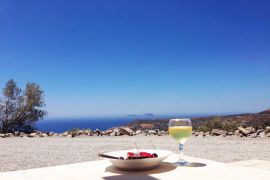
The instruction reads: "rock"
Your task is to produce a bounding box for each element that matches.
[67,134,72,138]
[266,133,270,138]
[258,132,266,138]
[227,132,234,136]
[111,128,122,136]
[0,134,6,138]
[63,132,69,136]
[238,127,251,136]
[204,132,210,137]
[94,129,101,136]
[256,129,264,135]
[14,131,20,137]
[249,133,257,138]
[198,132,204,137]
[105,129,113,136]
[77,130,84,135]
[234,130,242,137]
[135,130,142,135]
[147,130,157,135]
[121,127,134,136]
[246,127,256,134]
[86,132,93,136]
[40,133,48,137]
[5,133,13,137]
[265,127,270,134]
[48,132,55,136]
[20,132,26,137]
[160,130,167,135]
[28,133,38,137]
[211,129,227,136]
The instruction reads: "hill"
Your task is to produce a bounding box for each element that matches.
[126,108,270,132]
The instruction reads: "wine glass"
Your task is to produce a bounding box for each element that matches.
[169,118,192,166]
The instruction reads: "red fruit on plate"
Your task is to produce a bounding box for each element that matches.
[140,152,152,157]
[127,152,134,156]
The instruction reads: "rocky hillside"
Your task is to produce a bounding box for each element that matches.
[126,109,270,131]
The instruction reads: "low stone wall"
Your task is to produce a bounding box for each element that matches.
[0,126,270,138]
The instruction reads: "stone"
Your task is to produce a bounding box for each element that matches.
[20,132,26,137]
[94,129,101,136]
[14,131,20,137]
[63,132,69,136]
[246,127,256,134]
[85,130,93,136]
[249,133,257,138]
[0,134,6,138]
[256,129,265,135]
[28,133,38,137]
[227,132,235,136]
[105,129,113,136]
[135,130,142,135]
[48,132,55,136]
[5,133,13,137]
[121,127,134,136]
[211,129,227,136]
[40,133,48,137]
[67,134,72,138]
[266,133,270,138]
[258,132,266,138]
[265,127,270,134]
[160,130,167,135]
[111,128,121,136]
[147,130,157,135]
[198,132,204,137]
[86,132,93,136]
[194,132,199,137]
[77,130,84,135]
[238,127,251,136]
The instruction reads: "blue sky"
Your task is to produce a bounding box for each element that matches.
[0,0,270,118]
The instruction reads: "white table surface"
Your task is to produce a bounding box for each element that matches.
[0,154,270,180]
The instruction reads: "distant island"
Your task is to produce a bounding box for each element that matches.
[144,113,155,116]
[127,113,155,117]
[127,114,137,117]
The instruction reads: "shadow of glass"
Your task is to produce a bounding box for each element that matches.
[105,162,177,175]
[172,162,207,167]
[103,174,159,180]
[187,162,207,167]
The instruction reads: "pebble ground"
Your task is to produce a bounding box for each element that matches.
[0,135,269,172]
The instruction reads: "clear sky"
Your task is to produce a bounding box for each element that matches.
[0,0,270,118]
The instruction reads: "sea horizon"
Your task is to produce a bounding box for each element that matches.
[36,111,252,133]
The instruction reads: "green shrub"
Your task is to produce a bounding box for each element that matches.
[194,117,240,132]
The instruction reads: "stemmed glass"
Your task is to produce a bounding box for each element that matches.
[169,118,192,166]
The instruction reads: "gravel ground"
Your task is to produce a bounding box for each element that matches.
[0,135,269,172]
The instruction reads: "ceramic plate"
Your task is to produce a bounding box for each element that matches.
[103,149,172,170]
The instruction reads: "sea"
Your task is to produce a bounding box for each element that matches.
[36,113,215,133]
[36,115,173,133]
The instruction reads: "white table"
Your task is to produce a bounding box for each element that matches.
[1,154,270,180]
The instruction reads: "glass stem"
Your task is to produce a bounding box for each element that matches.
[178,143,185,162]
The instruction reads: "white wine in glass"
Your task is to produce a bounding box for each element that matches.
[169,118,192,166]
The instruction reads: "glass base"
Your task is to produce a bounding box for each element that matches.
[175,160,190,166]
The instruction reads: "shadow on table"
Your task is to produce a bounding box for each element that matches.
[186,162,207,167]
[103,162,176,180]
[103,161,206,179]
[103,175,158,180]
[105,162,176,175]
